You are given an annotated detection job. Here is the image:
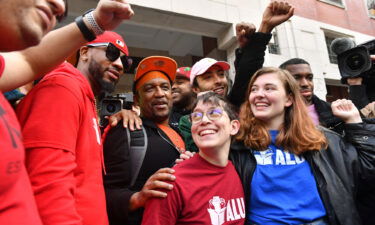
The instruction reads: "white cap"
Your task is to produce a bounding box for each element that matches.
[190,58,230,84]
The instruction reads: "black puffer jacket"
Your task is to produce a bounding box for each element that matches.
[229,122,375,225]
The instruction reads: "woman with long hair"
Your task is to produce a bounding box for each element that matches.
[230,67,375,225]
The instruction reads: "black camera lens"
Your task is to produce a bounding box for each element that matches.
[106,103,117,113]
[346,53,366,71]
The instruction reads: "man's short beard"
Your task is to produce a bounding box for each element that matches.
[173,91,195,110]
[88,59,116,93]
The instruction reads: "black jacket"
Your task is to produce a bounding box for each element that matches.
[348,76,375,110]
[228,32,271,109]
[169,106,191,131]
[312,95,344,134]
[103,118,181,225]
[229,122,375,225]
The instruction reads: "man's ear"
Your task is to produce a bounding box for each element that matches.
[134,92,140,105]
[192,86,200,94]
[79,46,89,62]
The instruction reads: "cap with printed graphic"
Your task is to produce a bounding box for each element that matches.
[67,31,128,65]
[176,67,191,79]
[134,56,177,84]
[190,58,230,84]
[86,31,128,55]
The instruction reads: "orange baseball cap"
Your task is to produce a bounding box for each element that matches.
[134,56,177,84]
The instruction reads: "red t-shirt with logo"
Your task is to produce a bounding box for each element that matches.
[142,154,245,225]
[0,55,42,224]
[16,62,108,225]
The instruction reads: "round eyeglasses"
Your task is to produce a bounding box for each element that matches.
[190,108,224,124]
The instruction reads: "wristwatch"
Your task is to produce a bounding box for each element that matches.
[75,9,99,42]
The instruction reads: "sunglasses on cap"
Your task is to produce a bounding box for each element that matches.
[56,0,68,22]
[87,43,133,73]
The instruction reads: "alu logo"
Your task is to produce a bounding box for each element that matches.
[207,196,245,225]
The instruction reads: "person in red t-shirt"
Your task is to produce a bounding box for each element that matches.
[16,31,130,225]
[142,92,245,225]
[0,1,133,224]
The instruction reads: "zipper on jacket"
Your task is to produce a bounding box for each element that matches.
[157,129,182,154]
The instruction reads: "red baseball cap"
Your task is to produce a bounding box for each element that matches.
[67,31,128,65]
[176,67,191,79]
[87,31,128,56]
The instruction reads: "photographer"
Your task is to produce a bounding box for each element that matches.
[346,59,375,225]
[347,56,375,110]
[331,38,375,111]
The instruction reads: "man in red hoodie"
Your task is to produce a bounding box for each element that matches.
[16,31,130,225]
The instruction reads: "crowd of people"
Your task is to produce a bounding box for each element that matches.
[0,0,374,225]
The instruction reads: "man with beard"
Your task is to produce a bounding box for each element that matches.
[103,56,184,225]
[279,58,343,133]
[170,67,196,129]
[190,58,231,97]
[16,31,129,225]
[0,0,133,224]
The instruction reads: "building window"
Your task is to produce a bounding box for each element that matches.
[268,31,281,55]
[368,0,375,17]
[319,0,344,7]
[324,35,338,64]
[324,31,355,65]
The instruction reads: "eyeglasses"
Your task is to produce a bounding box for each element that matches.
[56,0,68,22]
[87,43,133,73]
[190,108,224,124]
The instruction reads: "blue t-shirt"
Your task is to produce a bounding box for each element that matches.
[249,130,326,225]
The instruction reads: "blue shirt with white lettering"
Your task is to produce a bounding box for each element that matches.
[249,130,326,225]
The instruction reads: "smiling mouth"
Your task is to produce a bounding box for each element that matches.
[300,90,312,95]
[213,87,225,95]
[36,6,53,31]
[254,103,270,110]
[199,129,217,136]
[153,101,169,109]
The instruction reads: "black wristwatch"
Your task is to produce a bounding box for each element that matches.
[75,9,96,42]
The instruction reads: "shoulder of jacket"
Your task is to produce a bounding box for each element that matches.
[318,125,340,136]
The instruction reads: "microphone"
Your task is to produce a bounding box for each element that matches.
[330,37,356,56]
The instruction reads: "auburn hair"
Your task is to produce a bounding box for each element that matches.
[235,67,327,155]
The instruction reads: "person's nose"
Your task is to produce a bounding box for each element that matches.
[254,89,265,98]
[213,73,224,84]
[48,0,66,18]
[112,57,124,73]
[300,77,309,87]
[155,86,166,97]
[200,113,211,124]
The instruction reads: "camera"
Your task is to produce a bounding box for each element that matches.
[337,39,375,79]
[99,93,134,126]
